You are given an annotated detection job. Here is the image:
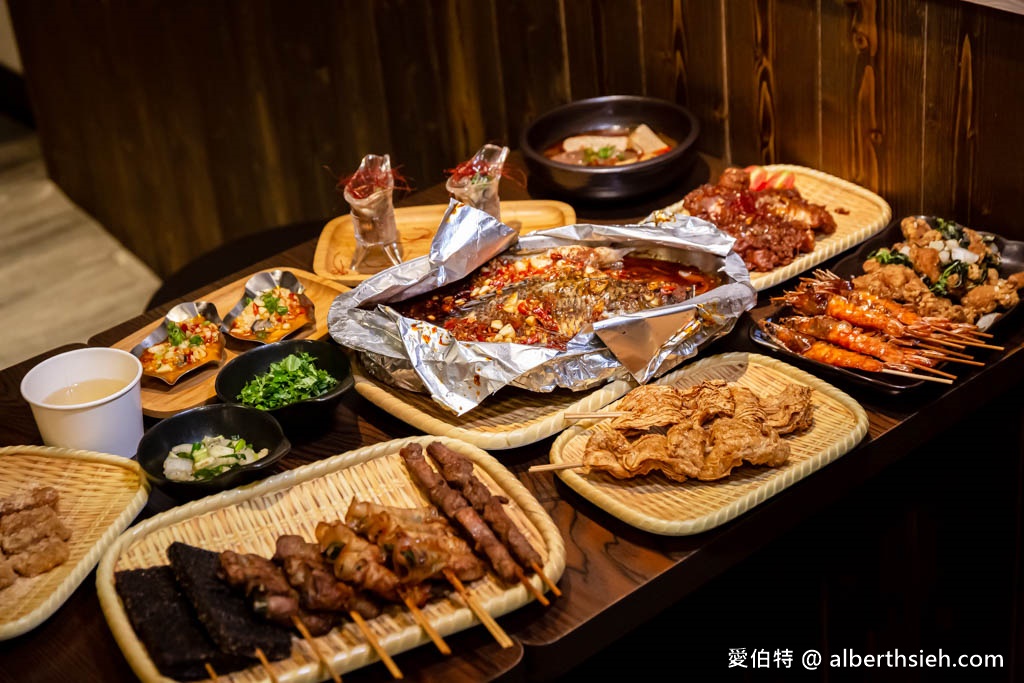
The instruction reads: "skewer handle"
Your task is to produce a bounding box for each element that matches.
[350,610,404,679]
[444,570,514,649]
[292,616,342,683]
[403,596,452,656]
[254,648,280,683]
[529,461,585,473]
[881,369,953,384]
[204,663,221,683]
[563,411,628,420]
[530,561,562,597]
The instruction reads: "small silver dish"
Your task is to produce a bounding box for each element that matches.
[131,301,226,385]
[222,270,316,344]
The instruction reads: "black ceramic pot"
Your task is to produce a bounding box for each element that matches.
[520,95,700,203]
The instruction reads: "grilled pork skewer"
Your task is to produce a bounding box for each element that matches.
[314,521,451,655]
[399,443,520,585]
[425,442,560,599]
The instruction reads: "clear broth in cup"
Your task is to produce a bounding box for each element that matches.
[44,378,128,406]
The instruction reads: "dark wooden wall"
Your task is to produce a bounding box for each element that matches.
[9,0,1024,277]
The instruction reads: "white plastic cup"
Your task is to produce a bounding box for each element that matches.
[20,348,144,458]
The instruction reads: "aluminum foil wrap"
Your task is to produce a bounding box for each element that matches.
[329,200,756,415]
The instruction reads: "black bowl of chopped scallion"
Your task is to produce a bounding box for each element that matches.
[135,403,291,500]
[214,339,353,439]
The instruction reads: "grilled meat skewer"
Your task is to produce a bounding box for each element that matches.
[399,443,521,584]
[425,442,543,572]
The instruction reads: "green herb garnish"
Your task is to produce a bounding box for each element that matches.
[930,261,969,296]
[261,293,289,315]
[167,321,186,345]
[189,335,203,346]
[866,247,913,268]
[935,217,964,243]
[237,352,338,410]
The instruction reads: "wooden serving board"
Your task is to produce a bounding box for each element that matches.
[313,200,577,285]
[110,268,348,418]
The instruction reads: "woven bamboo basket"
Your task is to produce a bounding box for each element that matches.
[548,353,869,535]
[352,360,635,450]
[0,446,149,640]
[648,164,892,291]
[96,435,565,683]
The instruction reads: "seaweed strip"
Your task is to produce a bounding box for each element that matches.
[167,542,293,660]
[114,566,250,680]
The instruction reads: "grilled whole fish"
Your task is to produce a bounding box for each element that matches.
[394,246,718,350]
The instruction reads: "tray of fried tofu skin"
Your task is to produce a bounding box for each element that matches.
[0,445,149,640]
[545,353,868,535]
[96,436,564,683]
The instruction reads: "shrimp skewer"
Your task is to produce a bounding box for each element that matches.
[758,321,953,384]
[777,316,957,379]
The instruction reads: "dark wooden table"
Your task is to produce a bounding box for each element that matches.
[2,158,1022,682]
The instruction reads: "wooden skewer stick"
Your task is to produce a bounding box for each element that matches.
[529,461,584,474]
[932,333,1004,351]
[204,663,221,683]
[401,594,451,656]
[881,369,953,384]
[929,356,984,367]
[292,616,341,683]
[443,569,514,649]
[530,561,562,597]
[515,567,549,606]
[563,411,627,420]
[911,341,975,359]
[910,334,966,350]
[906,362,957,380]
[349,610,404,679]
[254,648,279,683]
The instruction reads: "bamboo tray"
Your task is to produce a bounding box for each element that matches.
[547,353,869,536]
[647,164,892,291]
[313,200,577,285]
[352,359,635,450]
[0,446,149,640]
[96,435,564,683]
[111,268,349,418]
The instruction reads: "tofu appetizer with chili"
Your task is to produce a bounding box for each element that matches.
[228,287,312,342]
[140,316,224,379]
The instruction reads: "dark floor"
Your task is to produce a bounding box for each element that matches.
[551,396,1022,682]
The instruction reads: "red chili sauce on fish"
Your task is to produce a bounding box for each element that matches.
[393,249,720,350]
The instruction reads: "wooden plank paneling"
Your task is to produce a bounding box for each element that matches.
[10,0,1024,276]
[772,0,822,167]
[962,5,1024,233]
[723,0,763,165]
[494,0,569,148]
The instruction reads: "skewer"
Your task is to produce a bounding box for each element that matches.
[910,334,966,350]
[401,594,451,655]
[204,663,221,683]
[881,369,953,384]
[254,648,279,683]
[909,341,976,359]
[443,569,514,649]
[530,561,562,597]
[515,567,550,606]
[906,362,958,380]
[927,356,984,367]
[292,616,341,683]
[931,331,1003,350]
[564,411,627,420]
[349,610,404,679]
[529,462,584,474]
